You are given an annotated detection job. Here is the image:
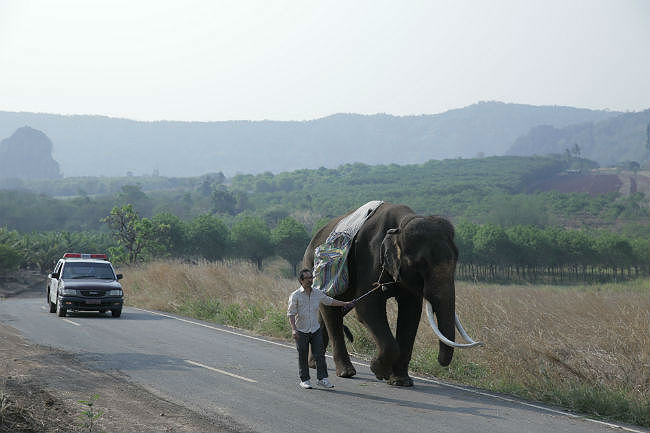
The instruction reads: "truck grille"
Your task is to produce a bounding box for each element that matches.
[80,290,105,297]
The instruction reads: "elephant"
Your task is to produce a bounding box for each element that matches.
[302,202,481,387]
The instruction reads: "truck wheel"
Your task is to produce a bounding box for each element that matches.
[111,308,122,318]
[48,290,56,313]
[56,296,67,317]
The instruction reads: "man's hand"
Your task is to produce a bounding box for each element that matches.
[342,301,355,313]
[292,328,299,340]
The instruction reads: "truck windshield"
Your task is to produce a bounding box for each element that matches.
[62,262,116,279]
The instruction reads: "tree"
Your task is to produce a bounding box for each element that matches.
[230,214,273,269]
[151,212,187,257]
[0,243,22,274]
[117,184,147,203]
[473,224,512,264]
[263,207,290,228]
[454,221,478,265]
[21,232,73,272]
[117,184,152,216]
[211,187,237,215]
[102,205,169,263]
[186,214,229,261]
[487,194,548,227]
[234,190,253,213]
[272,217,310,275]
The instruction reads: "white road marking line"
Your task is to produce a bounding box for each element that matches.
[41,306,47,311]
[130,307,295,349]
[62,318,80,326]
[133,307,643,433]
[185,360,257,383]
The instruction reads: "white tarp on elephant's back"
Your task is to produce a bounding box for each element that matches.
[312,200,384,296]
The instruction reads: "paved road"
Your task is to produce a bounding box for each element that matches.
[0,298,644,432]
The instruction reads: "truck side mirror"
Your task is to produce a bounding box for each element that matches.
[116,274,123,280]
[51,272,59,279]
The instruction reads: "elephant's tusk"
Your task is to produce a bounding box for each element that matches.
[454,313,484,347]
[425,301,483,348]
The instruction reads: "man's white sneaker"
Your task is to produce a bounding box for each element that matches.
[317,378,334,388]
[299,380,312,389]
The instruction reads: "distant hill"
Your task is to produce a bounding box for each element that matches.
[506,110,650,166]
[0,102,622,177]
[0,127,62,180]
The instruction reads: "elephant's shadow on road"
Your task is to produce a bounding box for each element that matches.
[333,377,506,420]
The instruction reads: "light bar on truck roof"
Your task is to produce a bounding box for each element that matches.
[63,253,108,260]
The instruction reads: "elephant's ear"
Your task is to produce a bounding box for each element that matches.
[381,228,401,282]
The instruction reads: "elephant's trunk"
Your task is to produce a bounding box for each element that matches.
[425,297,456,366]
[424,264,483,366]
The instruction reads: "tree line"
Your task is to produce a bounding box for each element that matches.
[0,205,310,276]
[2,206,646,283]
[454,222,648,283]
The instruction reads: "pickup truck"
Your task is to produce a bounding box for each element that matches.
[46,253,124,317]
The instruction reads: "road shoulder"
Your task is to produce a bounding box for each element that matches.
[0,323,250,432]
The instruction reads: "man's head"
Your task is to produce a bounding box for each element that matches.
[298,268,313,285]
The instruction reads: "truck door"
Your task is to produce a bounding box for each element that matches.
[50,261,63,303]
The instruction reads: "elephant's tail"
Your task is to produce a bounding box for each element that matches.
[343,325,354,342]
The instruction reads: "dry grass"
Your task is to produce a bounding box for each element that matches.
[121,259,649,426]
[452,282,648,392]
[124,258,293,312]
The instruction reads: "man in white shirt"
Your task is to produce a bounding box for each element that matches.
[288,268,354,389]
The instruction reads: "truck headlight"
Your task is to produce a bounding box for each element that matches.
[106,289,123,296]
[60,288,80,296]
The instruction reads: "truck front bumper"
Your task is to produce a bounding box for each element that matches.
[59,296,123,311]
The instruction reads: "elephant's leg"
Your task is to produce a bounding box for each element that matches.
[356,297,399,381]
[390,295,422,387]
[320,305,356,377]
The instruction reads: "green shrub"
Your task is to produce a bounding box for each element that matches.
[0,243,23,274]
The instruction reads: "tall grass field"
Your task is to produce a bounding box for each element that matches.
[122,259,649,427]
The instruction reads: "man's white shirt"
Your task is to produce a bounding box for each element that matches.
[287,286,336,333]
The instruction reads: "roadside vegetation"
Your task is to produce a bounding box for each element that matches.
[2,155,648,281]
[123,259,649,427]
[1,210,646,284]
[1,156,647,234]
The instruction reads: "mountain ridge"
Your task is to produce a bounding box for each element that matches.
[0,102,632,177]
[506,110,650,165]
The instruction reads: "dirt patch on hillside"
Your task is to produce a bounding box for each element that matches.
[528,171,650,196]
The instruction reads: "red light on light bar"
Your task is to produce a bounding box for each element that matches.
[62,253,107,259]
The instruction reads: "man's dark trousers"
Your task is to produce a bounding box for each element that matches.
[296,328,328,381]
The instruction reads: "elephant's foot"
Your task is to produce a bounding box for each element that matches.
[370,358,392,381]
[387,375,413,387]
[335,363,356,378]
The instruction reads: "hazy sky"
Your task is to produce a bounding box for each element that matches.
[1,0,649,121]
